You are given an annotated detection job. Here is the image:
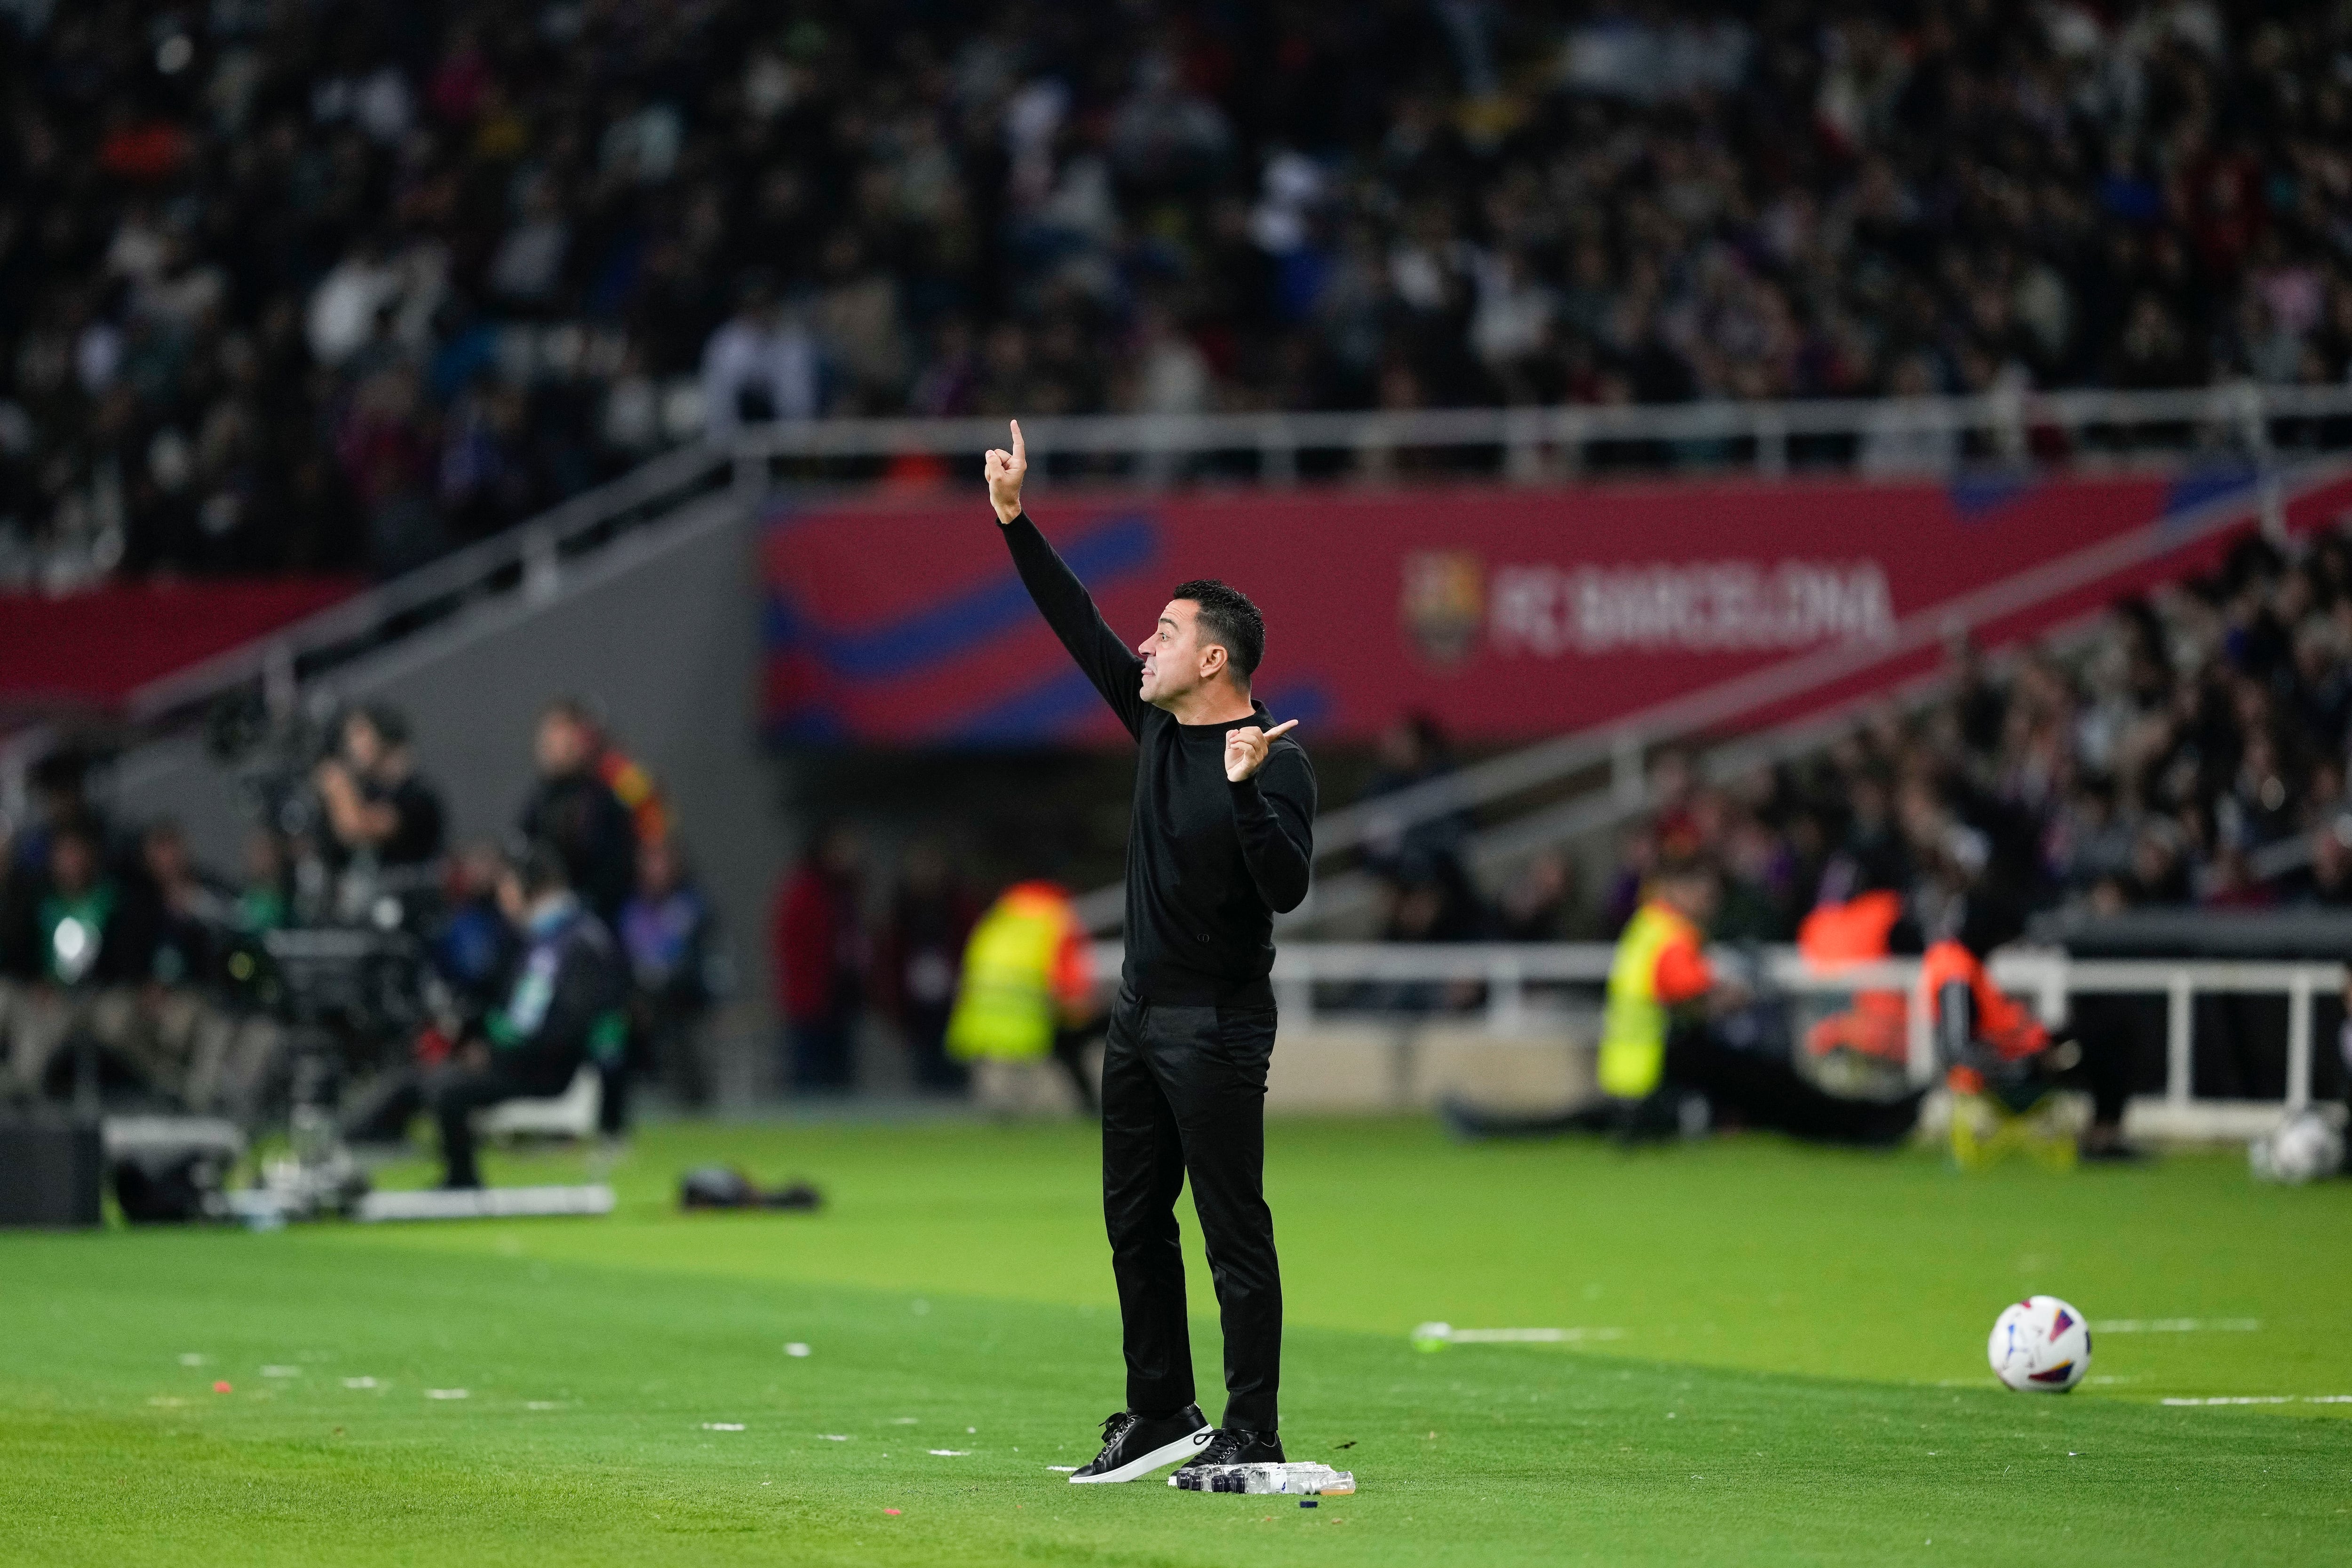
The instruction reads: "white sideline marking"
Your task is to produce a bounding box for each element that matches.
[928,1449,970,1456]
[2092,1318,2260,1334]
[2160,1394,2352,1406]
[1412,1322,1626,1346]
[425,1389,470,1400]
[342,1377,380,1389]
[783,1343,811,1358]
[818,1434,850,1441]
[702,1423,746,1431]
[1048,1466,1079,1473]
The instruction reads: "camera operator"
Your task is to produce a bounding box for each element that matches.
[314,704,446,870]
[348,842,625,1188]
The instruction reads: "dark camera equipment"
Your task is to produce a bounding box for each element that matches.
[205,690,332,844]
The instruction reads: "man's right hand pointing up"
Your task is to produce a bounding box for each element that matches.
[985,419,1026,525]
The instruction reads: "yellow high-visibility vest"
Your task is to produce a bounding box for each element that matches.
[945,887,1072,1062]
[1597,901,1698,1099]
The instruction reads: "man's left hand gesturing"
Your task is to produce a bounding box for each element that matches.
[1225,719,1300,783]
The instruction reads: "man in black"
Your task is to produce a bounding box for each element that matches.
[516,701,638,925]
[985,420,1316,1484]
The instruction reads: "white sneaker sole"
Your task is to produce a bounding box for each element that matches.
[1067,1426,1214,1483]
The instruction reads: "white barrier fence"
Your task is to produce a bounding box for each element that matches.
[1097,943,2347,1139]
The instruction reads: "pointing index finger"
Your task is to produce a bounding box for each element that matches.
[1264,719,1300,739]
[1010,419,1025,464]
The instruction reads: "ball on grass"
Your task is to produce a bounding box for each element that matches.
[1988,1295,2090,1393]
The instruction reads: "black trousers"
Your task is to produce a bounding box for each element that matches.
[2059,996,2144,1129]
[1100,987,1281,1433]
[432,1060,576,1188]
[342,1057,574,1186]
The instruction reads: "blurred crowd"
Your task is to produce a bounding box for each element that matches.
[0,697,730,1138]
[10,1,2352,586]
[1595,524,2352,952]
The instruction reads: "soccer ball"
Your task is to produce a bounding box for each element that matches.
[2249,1111,2344,1186]
[1988,1295,2090,1393]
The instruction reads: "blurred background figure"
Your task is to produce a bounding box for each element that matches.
[946,877,1099,1115]
[874,840,978,1095]
[771,822,866,1094]
[617,835,728,1117]
[701,270,819,439]
[518,699,639,925]
[313,704,447,870]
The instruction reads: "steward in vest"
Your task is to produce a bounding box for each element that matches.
[1798,887,1912,1067]
[946,880,1100,1110]
[1577,857,1923,1147]
[1598,863,1721,1101]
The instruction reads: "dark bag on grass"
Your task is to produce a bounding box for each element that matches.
[680,1166,820,1212]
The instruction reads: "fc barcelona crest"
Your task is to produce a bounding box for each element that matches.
[1400,550,1484,668]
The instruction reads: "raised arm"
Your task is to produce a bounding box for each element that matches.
[987,420,1147,738]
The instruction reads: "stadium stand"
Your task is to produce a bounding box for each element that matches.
[6,1,2352,587]
[1590,524,2352,946]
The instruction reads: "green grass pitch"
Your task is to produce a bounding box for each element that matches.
[3,1117,2347,1565]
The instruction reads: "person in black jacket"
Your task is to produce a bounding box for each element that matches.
[985,420,1317,1484]
[516,702,638,925]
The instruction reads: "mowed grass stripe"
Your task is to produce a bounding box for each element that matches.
[306,1118,2352,1398]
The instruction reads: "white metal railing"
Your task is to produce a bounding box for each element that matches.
[731,381,2352,480]
[1093,942,2344,1127]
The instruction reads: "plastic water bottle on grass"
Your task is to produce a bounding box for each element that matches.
[1172,1462,1355,1495]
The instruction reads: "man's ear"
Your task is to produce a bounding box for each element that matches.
[1200,641,1227,681]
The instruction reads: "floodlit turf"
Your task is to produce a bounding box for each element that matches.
[3,1118,2347,1566]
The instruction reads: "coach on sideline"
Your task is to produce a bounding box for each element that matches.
[985,420,1317,1483]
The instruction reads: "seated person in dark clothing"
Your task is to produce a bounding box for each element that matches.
[314,704,447,869]
[428,841,521,1015]
[115,820,228,989]
[349,842,626,1188]
[516,699,637,924]
[24,824,138,988]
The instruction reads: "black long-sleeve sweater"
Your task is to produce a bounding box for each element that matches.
[1002,512,1316,1007]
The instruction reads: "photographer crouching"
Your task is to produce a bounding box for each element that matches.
[347,841,626,1189]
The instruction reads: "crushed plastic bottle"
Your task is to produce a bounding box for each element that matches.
[1170,1462,1355,1496]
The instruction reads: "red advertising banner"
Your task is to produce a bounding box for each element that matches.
[761,461,2352,747]
[0,577,360,710]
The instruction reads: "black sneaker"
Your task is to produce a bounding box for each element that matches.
[1169,1425,1284,1482]
[1067,1405,1211,1483]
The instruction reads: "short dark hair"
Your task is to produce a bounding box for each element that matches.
[350,702,410,749]
[1170,579,1265,681]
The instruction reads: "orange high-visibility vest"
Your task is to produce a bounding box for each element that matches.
[1798,890,1907,1062]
